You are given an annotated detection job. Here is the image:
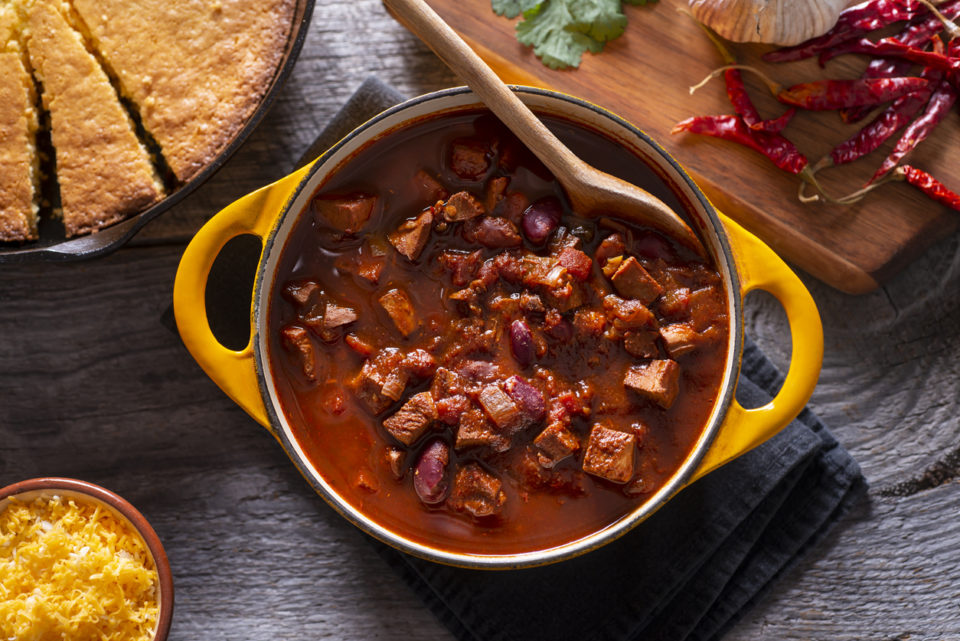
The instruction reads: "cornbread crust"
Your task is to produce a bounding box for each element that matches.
[0,51,39,242]
[26,0,164,237]
[72,0,296,183]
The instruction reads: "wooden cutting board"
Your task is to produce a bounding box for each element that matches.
[425,0,960,294]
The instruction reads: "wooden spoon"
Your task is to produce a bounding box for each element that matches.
[382,0,704,254]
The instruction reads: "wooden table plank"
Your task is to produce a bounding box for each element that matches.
[2,1,960,639]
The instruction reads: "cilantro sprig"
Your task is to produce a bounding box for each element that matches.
[492,0,656,70]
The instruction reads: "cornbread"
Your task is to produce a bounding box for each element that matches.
[0,0,294,243]
[0,2,39,242]
[0,494,159,641]
[25,0,164,237]
[72,0,296,182]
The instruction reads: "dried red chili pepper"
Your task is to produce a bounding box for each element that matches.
[872,75,959,181]
[839,19,948,122]
[777,76,932,109]
[764,0,932,63]
[693,65,932,110]
[820,63,940,169]
[898,165,960,210]
[818,37,960,73]
[825,90,932,168]
[671,114,809,174]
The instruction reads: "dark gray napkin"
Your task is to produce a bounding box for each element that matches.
[303,77,864,641]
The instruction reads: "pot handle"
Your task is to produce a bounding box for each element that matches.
[173,163,314,433]
[690,214,823,482]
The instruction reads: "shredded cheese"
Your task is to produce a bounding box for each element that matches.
[0,494,160,641]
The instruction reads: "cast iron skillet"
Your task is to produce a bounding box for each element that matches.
[0,0,315,264]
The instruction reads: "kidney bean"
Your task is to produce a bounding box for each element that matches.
[509,319,535,366]
[521,196,562,244]
[504,376,545,423]
[414,439,450,505]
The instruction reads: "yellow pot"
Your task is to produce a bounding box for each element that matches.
[173,87,823,569]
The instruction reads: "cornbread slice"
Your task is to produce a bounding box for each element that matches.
[0,51,39,242]
[0,3,39,242]
[25,0,163,237]
[72,0,296,182]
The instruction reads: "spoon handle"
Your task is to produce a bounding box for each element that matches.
[382,0,585,181]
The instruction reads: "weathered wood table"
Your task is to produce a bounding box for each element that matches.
[2,2,959,638]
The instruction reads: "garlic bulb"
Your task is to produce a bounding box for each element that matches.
[688,0,860,46]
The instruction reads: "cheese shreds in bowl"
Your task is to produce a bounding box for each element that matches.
[0,494,160,641]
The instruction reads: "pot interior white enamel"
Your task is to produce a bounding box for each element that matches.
[252,88,742,569]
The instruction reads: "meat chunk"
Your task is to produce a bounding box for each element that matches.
[610,256,664,304]
[313,193,376,234]
[519,292,545,313]
[573,309,606,337]
[413,169,448,203]
[448,463,507,517]
[624,359,680,409]
[335,240,388,285]
[438,249,482,286]
[517,450,586,498]
[436,394,471,426]
[455,359,500,386]
[382,391,438,445]
[533,422,580,468]
[582,424,636,483]
[442,191,485,222]
[351,348,405,414]
[322,303,358,329]
[430,367,465,400]
[456,407,509,451]
[544,279,586,313]
[380,369,409,402]
[478,384,523,433]
[557,246,592,281]
[464,217,523,248]
[280,324,318,381]
[401,348,437,379]
[282,279,320,308]
[498,191,530,226]
[623,330,659,359]
[449,139,490,180]
[379,288,420,336]
[388,209,434,261]
[660,323,699,358]
[603,295,657,330]
[595,233,626,267]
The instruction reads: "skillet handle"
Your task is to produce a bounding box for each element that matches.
[173,163,313,433]
[690,214,823,482]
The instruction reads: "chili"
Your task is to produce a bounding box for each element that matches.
[899,165,960,210]
[839,19,947,122]
[671,114,808,174]
[826,62,940,167]
[764,0,932,63]
[270,112,730,555]
[818,37,960,73]
[872,75,959,181]
[723,70,797,132]
[777,76,932,109]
